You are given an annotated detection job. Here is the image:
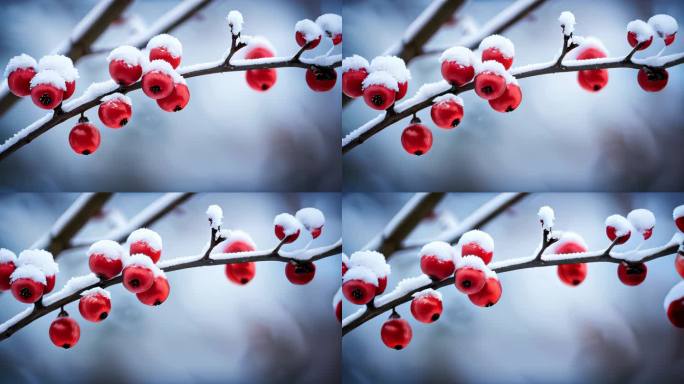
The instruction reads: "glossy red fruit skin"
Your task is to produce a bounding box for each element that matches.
[63,81,76,100]
[461,242,493,265]
[295,32,321,49]
[49,315,80,349]
[98,99,132,128]
[79,294,111,322]
[149,47,181,69]
[376,276,388,295]
[30,83,63,109]
[11,278,45,303]
[617,262,647,286]
[664,33,676,46]
[482,47,513,69]
[576,47,608,92]
[311,226,322,239]
[68,122,100,155]
[285,261,316,285]
[410,295,443,323]
[401,123,433,156]
[332,34,342,45]
[141,71,174,99]
[0,262,15,291]
[89,253,123,280]
[45,274,56,294]
[157,83,190,112]
[637,68,668,92]
[136,276,170,306]
[305,67,337,92]
[642,228,653,240]
[420,255,455,280]
[474,73,506,100]
[363,84,396,110]
[109,60,142,85]
[606,226,631,244]
[130,240,161,263]
[489,83,522,112]
[225,263,256,285]
[342,279,376,305]
[468,277,502,307]
[7,67,36,97]
[455,267,486,294]
[677,217,684,233]
[381,317,412,350]
[675,253,684,279]
[246,69,277,91]
[627,32,653,50]
[246,46,274,60]
[122,266,155,293]
[431,100,463,129]
[441,61,474,86]
[275,225,300,244]
[667,298,684,327]
[342,68,368,98]
[557,263,587,286]
[336,301,342,322]
[396,82,408,100]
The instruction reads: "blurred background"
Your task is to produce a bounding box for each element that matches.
[343,0,684,191]
[0,193,341,383]
[343,193,684,383]
[0,0,341,191]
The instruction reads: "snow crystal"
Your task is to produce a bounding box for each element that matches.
[17,249,58,275]
[433,93,463,105]
[349,250,390,277]
[333,287,342,310]
[80,287,111,299]
[341,55,369,72]
[62,80,119,112]
[29,70,66,90]
[316,13,342,36]
[10,264,46,284]
[568,36,609,59]
[107,45,143,66]
[479,34,515,58]
[4,54,36,78]
[627,209,655,233]
[87,240,124,261]
[294,19,322,42]
[295,207,325,231]
[440,46,475,65]
[538,206,555,230]
[224,229,256,249]
[664,281,684,310]
[273,213,301,236]
[226,10,244,35]
[42,273,100,306]
[343,265,378,285]
[456,255,487,271]
[374,274,432,307]
[342,307,366,327]
[558,11,575,36]
[0,248,16,263]
[627,20,654,43]
[38,55,78,82]
[551,231,588,252]
[459,230,494,253]
[605,215,633,237]
[144,59,185,84]
[412,288,442,301]
[146,34,183,58]
[127,228,162,251]
[394,80,452,113]
[241,35,277,54]
[419,241,455,262]
[648,14,678,37]
[206,204,223,229]
[361,70,399,91]
[674,205,684,220]
[369,56,411,83]
[100,92,131,105]
[475,60,515,84]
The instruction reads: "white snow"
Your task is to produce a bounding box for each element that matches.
[295,207,325,231]
[558,11,576,36]
[341,307,365,327]
[479,34,515,58]
[0,306,33,334]
[38,55,79,82]
[273,213,301,236]
[100,92,132,105]
[605,215,633,237]
[279,238,342,261]
[567,36,609,59]
[10,264,46,284]
[374,274,432,307]
[146,34,183,58]
[17,249,58,275]
[627,20,654,43]
[349,250,390,277]
[42,273,100,306]
[241,35,277,54]
[106,45,143,66]
[440,46,475,65]
[125,254,165,278]
[648,14,678,37]
[627,209,655,233]
[361,70,399,91]
[458,230,494,254]
[475,60,515,84]
[87,240,124,261]
[433,93,463,105]
[343,265,378,285]
[223,229,256,250]
[484,268,498,280]
[456,255,488,271]
[674,205,684,220]
[419,241,455,262]
[4,54,37,78]
[664,280,684,310]
[369,56,411,83]
[294,19,322,42]
[29,70,66,90]
[316,13,342,36]
[0,248,16,263]
[127,228,162,251]
[300,54,341,67]
[144,59,185,85]
[341,55,369,72]
[538,206,555,230]
[80,287,111,299]
[206,204,223,229]
[550,231,588,253]
[412,288,443,301]
[62,80,119,112]
[341,113,386,147]
[226,10,244,35]
[394,80,452,113]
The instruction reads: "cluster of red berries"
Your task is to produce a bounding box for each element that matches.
[627,15,678,92]
[294,15,341,93]
[4,54,78,109]
[0,249,58,304]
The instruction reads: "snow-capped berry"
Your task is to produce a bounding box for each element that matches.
[617,261,647,286]
[78,288,111,322]
[342,55,369,98]
[489,82,522,113]
[675,251,684,279]
[479,35,515,69]
[127,228,162,263]
[381,312,412,350]
[369,56,411,100]
[401,123,432,156]
[348,251,390,294]
[468,271,502,307]
[458,230,494,265]
[17,249,58,293]
[430,94,464,129]
[664,281,684,327]
[316,13,342,45]
[226,10,243,35]
[637,67,668,92]
[98,93,132,128]
[244,44,277,92]
[137,275,170,305]
[474,61,508,100]
[675,205,684,233]
[107,45,143,85]
[454,256,487,294]
[626,209,656,240]
[342,265,378,305]
[10,264,46,303]
[295,19,323,49]
[419,241,455,280]
[333,288,342,322]
[574,41,609,92]
[362,71,397,110]
[49,311,80,349]
[29,70,65,109]
[440,46,475,86]
[0,248,17,291]
[410,289,443,323]
[88,240,124,280]
[605,214,632,244]
[223,231,257,285]
[558,11,576,36]
[69,118,101,156]
[147,34,182,68]
[274,213,301,244]
[305,67,337,92]
[4,54,37,97]
[648,14,678,46]
[627,20,654,50]
[295,207,325,239]
[538,205,555,230]
[38,55,78,99]
[554,233,588,286]
[122,255,157,293]
[157,82,190,112]
[285,261,316,285]
[141,60,176,99]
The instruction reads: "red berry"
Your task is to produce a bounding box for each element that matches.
[342,263,348,276]
[45,274,56,294]
[142,71,174,99]
[128,229,162,263]
[396,82,408,100]
[285,261,316,285]
[122,265,155,293]
[577,47,606,61]
[275,224,300,244]
[617,261,647,286]
[342,278,377,305]
[606,226,631,245]
[109,60,142,86]
[676,253,684,279]
[474,72,506,100]
[98,97,132,128]
[667,297,684,327]
[295,31,321,50]
[410,293,443,323]
[677,216,684,233]
[245,47,275,60]
[461,242,493,265]
[577,69,609,92]
[49,312,80,349]
[489,83,522,113]
[30,83,63,109]
[246,69,277,91]
[664,33,676,46]
[441,61,474,86]
[8,67,36,97]
[455,267,486,294]
[69,121,101,155]
[64,81,76,100]
[78,291,111,322]
[136,276,170,306]
[157,83,190,112]
[430,97,463,129]
[225,263,256,285]
[336,300,342,322]
[305,67,337,92]
[311,227,323,239]
[482,47,513,70]
[381,313,412,350]
[468,277,502,307]
[0,261,15,291]
[89,254,122,280]
[637,67,668,92]
[420,255,455,281]
[376,276,388,295]
[627,31,653,51]
[149,47,181,69]
[11,277,45,303]
[342,68,367,98]
[557,263,588,286]
[363,84,396,110]
[401,123,432,156]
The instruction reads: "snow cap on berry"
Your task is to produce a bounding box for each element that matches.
[29,70,66,90]
[456,255,487,271]
[223,229,256,250]
[551,231,588,253]
[316,13,342,37]
[674,205,684,221]
[440,46,475,66]
[484,268,498,280]
[273,213,301,236]
[342,55,369,72]
[412,288,443,301]
[419,241,455,262]
[38,55,79,82]
[605,214,632,237]
[107,45,143,66]
[0,248,17,264]
[87,240,124,261]
[100,92,132,106]
[475,60,516,84]
[627,209,655,233]
[458,230,494,256]
[568,36,609,58]
[627,19,655,43]
[206,204,223,229]
[4,53,37,78]
[226,10,244,35]
[369,56,411,83]
[648,14,678,38]
[295,19,323,42]
[17,249,59,275]
[295,207,325,231]
[538,206,555,230]
[479,34,515,59]
[343,265,378,286]
[147,34,183,58]
[361,71,399,91]
[143,59,185,85]
[81,287,111,299]
[664,280,684,311]
[349,250,390,278]
[241,35,277,54]
[433,94,463,106]
[127,228,162,251]
[558,11,576,36]
[125,254,166,278]
[10,264,46,284]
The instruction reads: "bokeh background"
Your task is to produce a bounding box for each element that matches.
[343,193,684,383]
[0,193,341,383]
[0,0,341,191]
[343,0,684,191]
